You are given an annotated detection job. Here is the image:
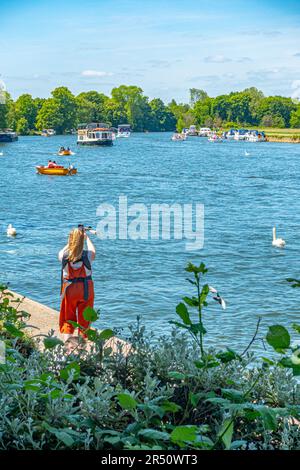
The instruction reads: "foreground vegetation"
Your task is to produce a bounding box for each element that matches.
[0,263,299,450]
[0,85,300,135]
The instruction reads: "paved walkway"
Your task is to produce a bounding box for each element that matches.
[8,290,131,355]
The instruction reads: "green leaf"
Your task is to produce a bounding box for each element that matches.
[182,296,199,307]
[216,349,241,363]
[83,306,98,322]
[117,393,137,411]
[98,329,114,341]
[44,337,64,349]
[176,302,191,325]
[218,418,233,450]
[170,426,197,443]
[221,388,245,403]
[266,325,290,351]
[292,323,300,334]
[160,401,182,413]
[256,406,277,431]
[230,440,247,450]
[60,362,80,381]
[3,322,24,338]
[190,322,207,335]
[168,371,187,380]
[138,429,170,441]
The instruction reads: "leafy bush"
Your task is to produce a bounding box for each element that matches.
[0,265,299,450]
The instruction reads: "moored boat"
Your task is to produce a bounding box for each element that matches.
[208,133,223,143]
[0,129,18,142]
[36,165,77,176]
[187,125,198,136]
[199,127,212,137]
[77,123,113,146]
[41,129,56,137]
[245,130,266,142]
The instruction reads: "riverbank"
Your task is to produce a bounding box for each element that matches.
[8,290,131,354]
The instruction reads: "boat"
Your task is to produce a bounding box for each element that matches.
[223,129,237,140]
[234,129,249,141]
[36,165,77,176]
[199,127,212,137]
[58,149,72,156]
[208,133,223,143]
[41,129,56,137]
[117,124,131,138]
[77,123,113,146]
[0,129,18,142]
[245,130,266,142]
[171,133,187,141]
[187,125,198,136]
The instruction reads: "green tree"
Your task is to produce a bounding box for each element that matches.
[149,98,176,131]
[257,96,296,128]
[16,117,30,135]
[290,106,300,128]
[15,94,38,131]
[189,88,208,106]
[76,91,109,123]
[36,87,77,133]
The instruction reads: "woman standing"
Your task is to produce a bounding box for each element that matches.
[58,227,96,341]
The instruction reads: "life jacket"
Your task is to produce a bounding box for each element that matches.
[61,250,92,300]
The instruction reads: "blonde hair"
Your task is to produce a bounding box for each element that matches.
[68,228,84,262]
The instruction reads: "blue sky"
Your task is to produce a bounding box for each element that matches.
[1,0,300,102]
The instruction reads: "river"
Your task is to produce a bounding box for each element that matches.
[0,133,299,351]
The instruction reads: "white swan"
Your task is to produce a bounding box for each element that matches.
[7,224,17,237]
[272,227,285,248]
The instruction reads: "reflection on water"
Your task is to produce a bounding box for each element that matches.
[0,134,299,352]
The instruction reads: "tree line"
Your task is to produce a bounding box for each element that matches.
[0,85,300,134]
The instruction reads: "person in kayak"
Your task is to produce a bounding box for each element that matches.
[58,226,96,341]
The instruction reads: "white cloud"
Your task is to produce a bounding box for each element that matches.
[81,70,113,77]
[204,55,231,63]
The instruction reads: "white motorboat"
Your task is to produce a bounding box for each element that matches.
[117,124,131,138]
[187,125,198,136]
[245,130,266,142]
[199,127,212,137]
[234,129,249,141]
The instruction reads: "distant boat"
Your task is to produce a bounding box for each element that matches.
[234,129,248,141]
[208,133,223,143]
[187,125,198,136]
[0,129,18,142]
[171,133,186,141]
[41,129,56,137]
[245,130,266,142]
[77,123,113,146]
[199,127,212,137]
[117,124,131,138]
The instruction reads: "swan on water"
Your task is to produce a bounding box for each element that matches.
[272,227,285,248]
[7,224,17,237]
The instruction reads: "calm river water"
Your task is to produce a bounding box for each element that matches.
[0,134,299,351]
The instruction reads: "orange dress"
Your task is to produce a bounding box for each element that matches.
[59,261,94,336]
